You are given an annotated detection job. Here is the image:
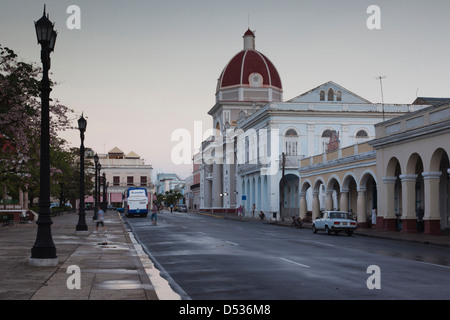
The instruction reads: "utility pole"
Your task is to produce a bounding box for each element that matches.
[280,152,286,222]
[376,76,386,121]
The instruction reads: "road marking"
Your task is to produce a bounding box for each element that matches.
[414,260,450,270]
[197,232,207,236]
[226,241,239,246]
[264,232,279,237]
[280,257,310,268]
[314,241,335,247]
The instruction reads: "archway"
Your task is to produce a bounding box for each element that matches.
[428,148,450,233]
[312,178,325,219]
[384,157,402,231]
[360,171,377,228]
[280,174,299,220]
[402,153,424,232]
[300,180,312,221]
[326,176,340,211]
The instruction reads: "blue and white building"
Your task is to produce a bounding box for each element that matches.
[198,29,422,220]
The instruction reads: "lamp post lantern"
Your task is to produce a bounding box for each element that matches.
[30,6,58,266]
[76,114,88,233]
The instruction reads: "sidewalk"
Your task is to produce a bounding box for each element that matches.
[193,210,450,248]
[0,210,160,300]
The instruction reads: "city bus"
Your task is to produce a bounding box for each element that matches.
[124,187,148,218]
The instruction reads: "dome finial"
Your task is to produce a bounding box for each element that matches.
[243,29,255,50]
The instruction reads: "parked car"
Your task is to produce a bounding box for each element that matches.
[178,204,187,212]
[312,211,357,236]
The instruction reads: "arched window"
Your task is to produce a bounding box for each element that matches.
[320,129,336,153]
[328,88,334,101]
[284,129,299,155]
[320,90,325,101]
[355,130,369,143]
[285,129,298,137]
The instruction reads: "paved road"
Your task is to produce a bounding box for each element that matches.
[127,211,450,300]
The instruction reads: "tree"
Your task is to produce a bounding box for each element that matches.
[0,45,74,181]
[0,45,76,204]
[164,189,183,206]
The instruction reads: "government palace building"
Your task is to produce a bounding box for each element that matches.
[192,29,450,235]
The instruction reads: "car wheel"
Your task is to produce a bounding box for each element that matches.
[346,230,353,236]
[312,224,317,233]
[325,225,330,235]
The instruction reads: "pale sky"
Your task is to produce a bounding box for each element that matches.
[1,0,450,180]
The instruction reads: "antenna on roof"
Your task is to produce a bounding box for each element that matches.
[375,76,386,121]
[248,13,250,29]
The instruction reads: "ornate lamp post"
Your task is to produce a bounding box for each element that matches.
[97,163,102,209]
[30,6,58,266]
[76,114,88,233]
[94,153,99,218]
[102,173,107,211]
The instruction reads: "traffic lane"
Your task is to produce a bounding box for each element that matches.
[127,212,450,299]
[210,226,450,299]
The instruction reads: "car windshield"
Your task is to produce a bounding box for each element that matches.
[330,212,348,219]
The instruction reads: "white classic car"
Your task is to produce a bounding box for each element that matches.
[312,211,357,236]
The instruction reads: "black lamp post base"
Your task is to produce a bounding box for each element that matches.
[29,247,58,266]
[29,257,58,267]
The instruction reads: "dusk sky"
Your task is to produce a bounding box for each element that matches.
[1,0,450,180]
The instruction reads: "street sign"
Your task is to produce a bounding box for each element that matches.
[242,195,246,201]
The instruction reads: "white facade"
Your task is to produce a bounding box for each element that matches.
[98,147,153,206]
[197,31,423,220]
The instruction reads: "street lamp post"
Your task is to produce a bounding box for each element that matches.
[94,153,99,219]
[76,114,88,233]
[97,163,102,210]
[102,172,106,211]
[30,6,58,266]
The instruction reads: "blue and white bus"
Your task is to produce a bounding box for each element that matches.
[124,187,148,218]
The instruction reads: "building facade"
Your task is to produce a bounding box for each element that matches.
[370,101,450,234]
[155,173,185,198]
[197,29,423,220]
[97,147,154,207]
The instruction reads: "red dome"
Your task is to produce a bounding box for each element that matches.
[217,49,282,91]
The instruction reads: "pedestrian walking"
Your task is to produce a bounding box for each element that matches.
[252,203,255,219]
[170,204,173,213]
[416,205,424,232]
[238,205,243,219]
[94,206,107,234]
[151,204,158,225]
[371,207,377,229]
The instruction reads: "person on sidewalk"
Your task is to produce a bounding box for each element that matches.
[238,205,243,219]
[94,206,107,234]
[371,207,377,229]
[151,203,158,225]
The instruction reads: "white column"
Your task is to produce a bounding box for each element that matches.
[325,191,333,211]
[212,163,223,208]
[340,190,349,212]
[382,176,397,220]
[312,191,320,220]
[356,188,367,224]
[399,174,418,220]
[299,192,307,219]
[307,124,315,156]
[422,171,442,220]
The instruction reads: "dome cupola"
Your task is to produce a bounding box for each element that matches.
[216,29,283,103]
